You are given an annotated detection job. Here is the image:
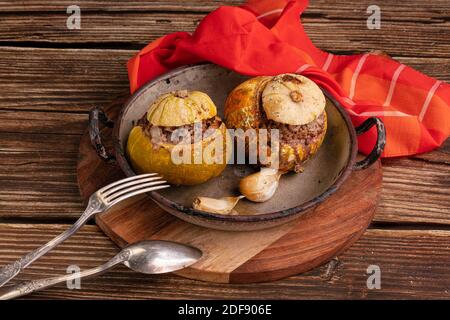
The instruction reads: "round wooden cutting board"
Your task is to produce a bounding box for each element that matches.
[77,97,382,283]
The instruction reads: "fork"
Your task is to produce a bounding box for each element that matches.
[0,173,169,288]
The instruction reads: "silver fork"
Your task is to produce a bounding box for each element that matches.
[0,173,169,288]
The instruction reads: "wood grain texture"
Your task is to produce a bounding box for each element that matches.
[0,12,448,58]
[378,158,450,225]
[0,0,448,20]
[0,47,448,113]
[0,0,449,299]
[96,166,380,283]
[0,47,131,112]
[0,45,447,223]
[0,102,448,225]
[0,50,447,118]
[0,223,449,299]
[412,139,450,165]
[0,0,242,12]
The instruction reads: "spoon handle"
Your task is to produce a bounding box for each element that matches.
[0,198,101,288]
[0,250,130,300]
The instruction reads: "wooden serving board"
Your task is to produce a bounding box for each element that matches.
[77,97,382,283]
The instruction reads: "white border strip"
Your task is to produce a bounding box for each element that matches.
[346,109,411,117]
[256,9,283,20]
[322,53,334,72]
[418,80,442,121]
[343,97,356,106]
[382,64,406,107]
[349,53,369,99]
[359,110,411,117]
[295,64,311,74]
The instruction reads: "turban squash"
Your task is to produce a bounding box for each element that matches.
[224,74,327,172]
[126,90,230,185]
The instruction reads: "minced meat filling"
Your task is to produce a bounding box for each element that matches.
[260,112,326,148]
[138,115,222,146]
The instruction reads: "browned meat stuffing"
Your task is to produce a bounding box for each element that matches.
[138,115,222,146]
[260,112,326,149]
[256,111,326,172]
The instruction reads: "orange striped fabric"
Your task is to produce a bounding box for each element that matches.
[127,0,449,157]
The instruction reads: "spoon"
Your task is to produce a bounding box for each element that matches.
[0,240,202,300]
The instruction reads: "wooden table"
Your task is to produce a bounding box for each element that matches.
[0,0,449,299]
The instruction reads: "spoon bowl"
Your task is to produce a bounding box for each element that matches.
[124,240,202,274]
[0,240,202,300]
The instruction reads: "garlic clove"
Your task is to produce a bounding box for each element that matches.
[239,167,283,202]
[192,196,244,215]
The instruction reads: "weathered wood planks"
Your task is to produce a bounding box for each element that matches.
[0,0,448,20]
[0,12,448,57]
[0,48,448,114]
[0,224,449,299]
[0,0,449,299]
[0,94,448,224]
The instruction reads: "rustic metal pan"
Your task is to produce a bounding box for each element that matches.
[89,63,385,231]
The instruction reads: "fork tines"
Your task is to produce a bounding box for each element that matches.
[99,173,169,205]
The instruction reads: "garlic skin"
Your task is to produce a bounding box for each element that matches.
[239,168,282,202]
[193,196,244,215]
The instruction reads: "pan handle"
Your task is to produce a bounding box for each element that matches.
[88,106,116,164]
[353,117,386,170]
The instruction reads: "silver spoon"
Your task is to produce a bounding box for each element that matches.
[0,173,170,288]
[0,240,202,300]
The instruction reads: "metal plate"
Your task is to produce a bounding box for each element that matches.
[113,64,356,230]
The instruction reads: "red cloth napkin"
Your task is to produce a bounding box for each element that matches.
[127,0,450,157]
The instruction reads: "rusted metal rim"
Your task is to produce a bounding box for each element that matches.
[112,64,359,224]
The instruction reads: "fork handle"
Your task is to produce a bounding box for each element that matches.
[0,250,129,300]
[0,198,101,288]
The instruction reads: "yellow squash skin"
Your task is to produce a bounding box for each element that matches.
[126,122,231,185]
[224,76,327,172]
[276,112,327,172]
